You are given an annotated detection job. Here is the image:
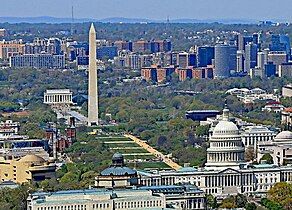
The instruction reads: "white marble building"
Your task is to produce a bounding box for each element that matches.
[43,89,73,105]
[258,131,292,166]
[139,106,292,197]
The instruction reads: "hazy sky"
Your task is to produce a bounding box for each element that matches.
[0,0,291,21]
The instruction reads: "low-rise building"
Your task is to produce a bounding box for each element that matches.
[241,126,276,149]
[27,189,167,210]
[0,154,56,184]
[281,108,292,128]
[282,84,292,98]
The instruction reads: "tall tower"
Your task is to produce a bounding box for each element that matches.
[88,23,98,126]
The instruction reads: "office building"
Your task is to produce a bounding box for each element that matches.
[238,35,254,51]
[186,110,220,121]
[10,54,65,69]
[236,50,244,72]
[0,39,25,59]
[265,62,277,77]
[257,51,266,70]
[0,29,6,37]
[229,45,237,72]
[197,46,214,67]
[176,67,193,81]
[214,44,231,78]
[0,154,56,184]
[177,52,189,68]
[27,189,167,210]
[282,84,292,97]
[268,51,288,72]
[244,43,257,72]
[114,40,133,51]
[133,40,150,53]
[192,67,214,79]
[270,34,291,56]
[250,67,265,79]
[88,23,99,126]
[97,46,118,59]
[141,66,175,83]
[127,54,141,70]
[279,63,292,77]
[188,53,197,67]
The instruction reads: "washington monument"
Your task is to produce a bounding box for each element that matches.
[88,23,98,126]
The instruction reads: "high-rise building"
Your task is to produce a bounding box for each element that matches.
[88,24,99,126]
[0,39,25,59]
[265,62,277,77]
[229,45,237,72]
[244,43,257,72]
[257,52,265,70]
[177,52,189,68]
[114,40,133,52]
[188,53,197,67]
[238,34,253,51]
[176,67,193,81]
[197,46,215,67]
[133,40,150,53]
[279,63,292,78]
[268,51,288,73]
[214,44,231,78]
[96,46,118,59]
[10,54,65,69]
[270,34,291,57]
[236,50,244,72]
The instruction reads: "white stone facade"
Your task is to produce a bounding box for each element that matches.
[43,89,73,105]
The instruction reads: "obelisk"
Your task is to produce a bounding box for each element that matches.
[88,23,98,126]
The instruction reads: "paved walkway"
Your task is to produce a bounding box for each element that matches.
[124,134,182,170]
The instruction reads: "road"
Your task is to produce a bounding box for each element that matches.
[124,134,182,171]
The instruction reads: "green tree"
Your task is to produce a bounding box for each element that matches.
[245,202,257,210]
[260,153,274,164]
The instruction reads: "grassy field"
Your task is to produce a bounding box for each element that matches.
[95,135,171,169]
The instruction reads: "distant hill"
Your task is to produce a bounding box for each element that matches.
[99,17,152,23]
[0,16,259,24]
[0,16,95,24]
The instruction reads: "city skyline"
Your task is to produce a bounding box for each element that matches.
[1,0,292,22]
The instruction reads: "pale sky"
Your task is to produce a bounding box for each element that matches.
[0,0,291,21]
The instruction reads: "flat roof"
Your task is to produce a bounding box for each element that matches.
[186,110,220,113]
[45,89,71,94]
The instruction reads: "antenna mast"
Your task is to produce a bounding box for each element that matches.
[71,0,74,36]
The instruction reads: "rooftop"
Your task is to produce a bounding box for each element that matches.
[45,89,71,94]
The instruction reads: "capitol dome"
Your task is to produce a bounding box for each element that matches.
[273,131,292,145]
[205,104,245,170]
[213,121,239,136]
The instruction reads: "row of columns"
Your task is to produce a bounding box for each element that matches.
[282,172,292,181]
[44,94,72,104]
[205,173,254,188]
[212,141,241,148]
[141,177,175,186]
[186,199,204,209]
[208,152,242,162]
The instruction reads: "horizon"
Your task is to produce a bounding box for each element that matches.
[0,0,292,22]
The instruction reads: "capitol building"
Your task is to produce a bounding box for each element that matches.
[138,106,292,197]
